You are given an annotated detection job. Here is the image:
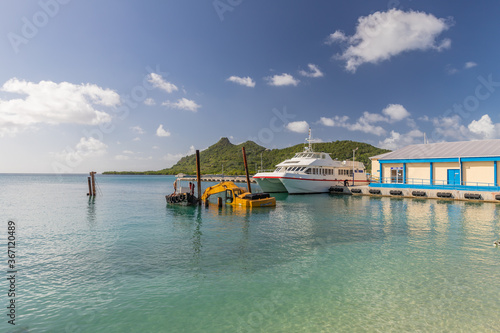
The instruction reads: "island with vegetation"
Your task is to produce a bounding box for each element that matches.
[103,138,390,175]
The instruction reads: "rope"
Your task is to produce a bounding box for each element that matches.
[96,179,103,196]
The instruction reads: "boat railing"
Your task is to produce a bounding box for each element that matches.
[257,169,275,173]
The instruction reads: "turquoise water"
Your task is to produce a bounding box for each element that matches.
[1,174,500,332]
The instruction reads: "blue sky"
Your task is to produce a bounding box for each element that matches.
[2,0,500,173]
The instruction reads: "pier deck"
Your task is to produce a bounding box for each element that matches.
[178,175,257,184]
[330,185,500,203]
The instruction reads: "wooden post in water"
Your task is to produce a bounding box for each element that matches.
[242,147,252,193]
[196,150,202,205]
[87,177,92,196]
[90,171,96,197]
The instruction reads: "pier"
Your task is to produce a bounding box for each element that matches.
[330,185,500,203]
[177,174,257,184]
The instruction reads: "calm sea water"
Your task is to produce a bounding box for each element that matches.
[1,174,499,332]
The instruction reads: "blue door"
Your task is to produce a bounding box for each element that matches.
[447,169,460,185]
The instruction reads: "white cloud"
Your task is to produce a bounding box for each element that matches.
[286,121,309,133]
[319,117,335,126]
[468,114,497,139]
[156,124,171,137]
[148,73,178,93]
[326,31,348,44]
[346,112,387,136]
[266,73,300,86]
[227,76,256,88]
[130,126,144,135]
[162,98,201,112]
[378,129,424,150]
[0,78,119,137]
[299,64,324,78]
[53,137,108,165]
[114,155,130,161]
[382,104,410,122]
[162,145,196,167]
[144,98,156,106]
[432,115,470,141]
[319,104,411,136]
[123,150,134,154]
[133,137,141,141]
[431,114,500,141]
[464,61,477,69]
[446,65,459,75]
[328,9,452,72]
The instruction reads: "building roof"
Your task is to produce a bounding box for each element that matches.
[371,139,500,160]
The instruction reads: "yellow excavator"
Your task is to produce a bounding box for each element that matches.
[201,181,276,207]
[201,147,276,208]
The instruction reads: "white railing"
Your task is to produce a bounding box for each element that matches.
[377,176,499,190]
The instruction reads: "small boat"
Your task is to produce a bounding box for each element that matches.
[165,177,199,206]
[201,181,276,207]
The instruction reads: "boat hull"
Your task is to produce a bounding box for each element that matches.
[280,175,370,194]
[253,175,287,193]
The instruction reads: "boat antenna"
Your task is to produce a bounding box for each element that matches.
[305,127,314,152]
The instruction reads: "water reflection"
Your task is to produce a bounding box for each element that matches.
[192,206,203,270]
[375,197,500,251]
[86,196,96,227]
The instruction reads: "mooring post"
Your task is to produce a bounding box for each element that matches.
[242,147,252,193]
[196,150,202,205]
[90,171,96,197]
[87,177,92,196]
[217,197,223,208]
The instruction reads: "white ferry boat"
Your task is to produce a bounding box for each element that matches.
[253,131,369,194]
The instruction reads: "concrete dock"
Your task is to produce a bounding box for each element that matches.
[330,185,500,203]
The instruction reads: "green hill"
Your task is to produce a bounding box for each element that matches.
[104,138,389,175]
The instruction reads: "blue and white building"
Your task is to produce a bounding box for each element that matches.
[370,140,500,191]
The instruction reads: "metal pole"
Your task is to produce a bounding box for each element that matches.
[196,150,202,205]
[261,152,263,171]
[242,147,252,193]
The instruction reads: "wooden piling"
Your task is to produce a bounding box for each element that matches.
[242,147,252,193]
[87,177,92,196]
[196,150,202,205]
[90,171,96,197]
[217,197,223,208]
